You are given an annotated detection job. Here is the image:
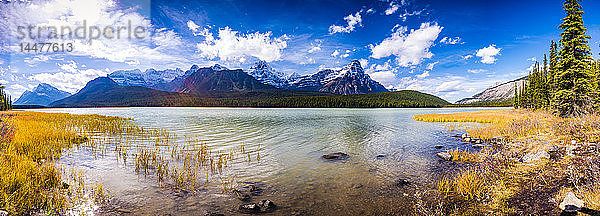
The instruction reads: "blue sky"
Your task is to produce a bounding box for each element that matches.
[1,0,599,102]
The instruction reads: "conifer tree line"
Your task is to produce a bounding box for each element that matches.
[515,0,599,117]
[0,85,12,111]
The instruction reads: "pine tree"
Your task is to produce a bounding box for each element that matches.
[549,41,559,109]
[554,0,594,117]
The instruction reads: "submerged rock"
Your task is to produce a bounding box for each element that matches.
[559,192,585,211]
[471,138,483,144]
[258,200,277,212]
[521,150,550,163]
[322,152,349,160]
[436,152,452,161]
[239,203,261,214]
[396,179,411,186]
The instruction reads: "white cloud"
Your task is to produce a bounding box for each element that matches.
[528,57,537,62]
[462,55,473,60]
[369,70,396,85]
[341,53,350,58]
[370,22,443,67]
[385,3,399,15]
[399,9,424,21]
[30,61,107,93]
[329,11,362,34]
[416,71,429,79]
[426,61,438,70]
[439,37,462,45]
[358,58,369,68]
[476,44,501,64]
[331,50,340,57]
[308,46,321,53]
[366,8,375,14]
[1,0,186,66]
[436,80,462,92]
[196,27,288,62]
[187,20,201,32]
[467,69,487,74]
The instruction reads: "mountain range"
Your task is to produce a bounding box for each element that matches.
[19,60,450,108]
[14,83,71,106]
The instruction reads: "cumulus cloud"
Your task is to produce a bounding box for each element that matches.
[370,22,443,67]
[1,0,185,66]
[30,61,108,93]
[476,44,501,64]
[196,27,288,62]
[439,37,462,45]
[462,55,473,60]
[365,61,398,86]
[329,11,362,34]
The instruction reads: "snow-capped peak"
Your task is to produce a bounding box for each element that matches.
[247,60,287,87]
[211,64,229,71]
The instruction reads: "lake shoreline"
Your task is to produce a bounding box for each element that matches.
[414,109,600,215]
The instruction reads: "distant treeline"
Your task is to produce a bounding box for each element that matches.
[0,85,12,111]
[52,90,450,108]
[515,0,599,117]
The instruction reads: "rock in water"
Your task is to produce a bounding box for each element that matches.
[436,152,452,161]
[472,144,485,149]
[434,145,443,149]
[521,150,550,163]
[239,203,261,214]
[258,200,277,212]
[559,192,585,211]
[322,152,349,160]
[461,133,469,139]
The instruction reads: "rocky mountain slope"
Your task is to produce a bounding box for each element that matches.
[177,67,276,94]
[14,83,71,106]
[456,76,527,104]
[289,60,388,95]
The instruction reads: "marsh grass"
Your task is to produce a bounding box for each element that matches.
[0,111,261,214]
[448,148,480,163]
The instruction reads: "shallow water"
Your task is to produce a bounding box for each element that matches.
[29,107,499,215]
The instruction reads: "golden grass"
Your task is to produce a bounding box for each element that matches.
[424,109,600,215]
[437,169,487,201]
[448,148,480,163]
[0,111,262,214]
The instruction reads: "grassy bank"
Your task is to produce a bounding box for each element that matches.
[0,111,259,215]
[414,109,600,215]
[0,111,137,214]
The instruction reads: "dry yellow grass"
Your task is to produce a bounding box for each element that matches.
[421,109,600,215]
[448,148,480,163]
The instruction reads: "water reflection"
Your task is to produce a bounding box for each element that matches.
[31,107,498,215]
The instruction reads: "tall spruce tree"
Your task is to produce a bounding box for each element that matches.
[554,0,594,116]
